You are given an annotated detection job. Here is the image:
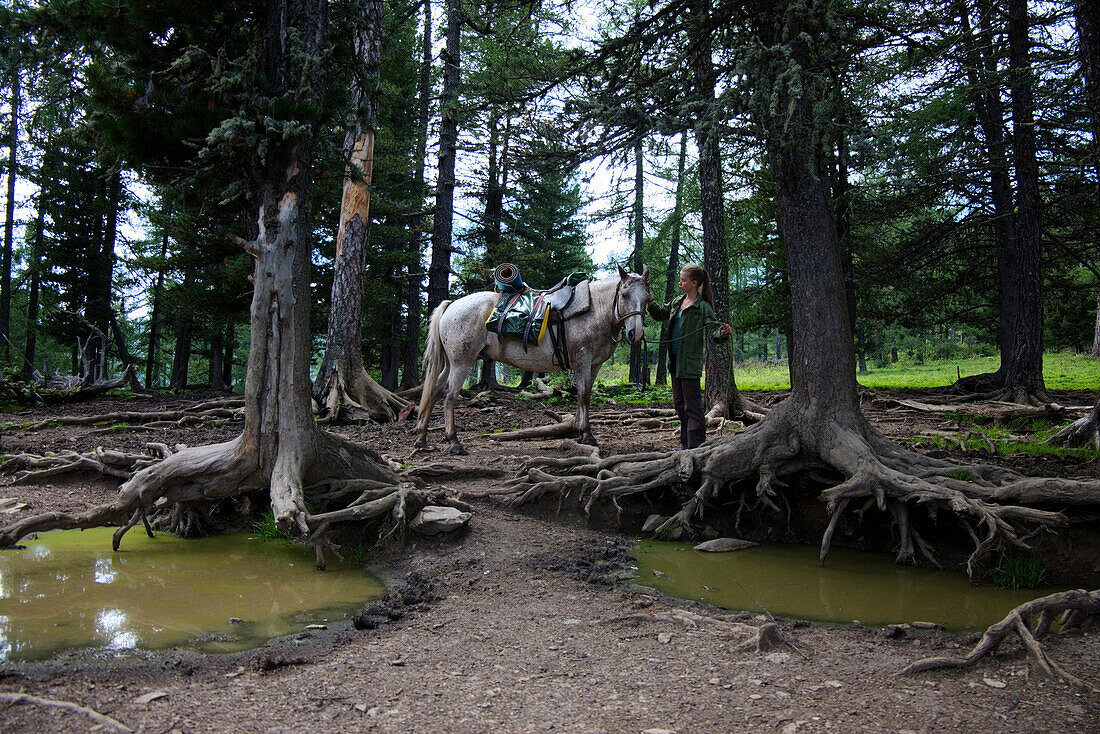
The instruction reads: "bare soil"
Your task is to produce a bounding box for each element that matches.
[1,388,1097,733]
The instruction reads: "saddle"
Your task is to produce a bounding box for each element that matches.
[485,268,591,369]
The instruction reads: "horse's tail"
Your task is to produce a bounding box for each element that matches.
[416,300,452,430]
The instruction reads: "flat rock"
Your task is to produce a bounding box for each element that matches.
[410,506,471,536]
[642,514,666,532]
[693,537,759,553]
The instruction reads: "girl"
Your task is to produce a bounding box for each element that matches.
[647,264,732,449]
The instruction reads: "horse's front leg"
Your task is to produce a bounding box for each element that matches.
[574,365,598,446]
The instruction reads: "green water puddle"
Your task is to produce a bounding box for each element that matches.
[632,540,1065,632]
[0,527,385,661]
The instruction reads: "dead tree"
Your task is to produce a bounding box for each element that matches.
[0,0,444,565]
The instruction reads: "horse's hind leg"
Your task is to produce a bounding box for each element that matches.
[444,361,474,455]
[575,363,599,446]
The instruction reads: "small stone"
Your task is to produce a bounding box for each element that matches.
[823,680,844,688]
[133,691,168,705]
[354,703,368,713]
[225,666,245,678]
[764,652,790,664]
[228,618,242,624]
[657,632,673,644]
[410,506,471,535]
[692,537,760,553]
[652,570,666,578]
[708,677,720,685]
[643,729,676,734]
[983,677,1007,689]
[305,624,327,630]
[367,706,381,717]
[389,658,406,667]
[748,694,763,700]
[883,624,908,639]
[563,619,582,625]
[641,515,667,533]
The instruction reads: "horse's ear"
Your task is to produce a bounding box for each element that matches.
[617,264,628,280]
[642,264,650,282]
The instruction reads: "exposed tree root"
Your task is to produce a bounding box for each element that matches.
[1,444,172,484]
[7,400,246,432]
[0,691,133,732]
[313,365,411,423]
[486,407,743,444]
[492,400,1100,578]
[873,397,1086,424]
[1046,396,1100,450]
[36,365,137,404]
[899,589,1100,687]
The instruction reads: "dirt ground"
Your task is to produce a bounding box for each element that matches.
[0,388,1098,733]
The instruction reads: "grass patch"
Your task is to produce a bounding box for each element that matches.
[251,509,292,542]
[990,552,1048,590]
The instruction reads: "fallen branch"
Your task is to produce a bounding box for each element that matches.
[0,691,133,732]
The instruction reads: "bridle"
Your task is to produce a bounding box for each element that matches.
[611,279,647,344]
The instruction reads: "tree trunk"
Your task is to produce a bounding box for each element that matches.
[1,63,18,365]
[169,310,192,390]
[689,0,752,421]
[1002,0,1048,403]
[222,321,235,389]
[656,133,687,386]
[426,0,462,316]
[629,136,645,385]
[209,328,227,390]
[954,0,1017,392]
[312,0,409,422]
[1077,0,1100,358]
[401,0,434,390]
[22,199,42,380]
[146,225,169,389]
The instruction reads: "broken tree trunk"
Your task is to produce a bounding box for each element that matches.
[311,0,410,424]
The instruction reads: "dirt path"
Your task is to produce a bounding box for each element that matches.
[1,391,1098,732]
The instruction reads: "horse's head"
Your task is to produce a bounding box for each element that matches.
[615,264,650,345]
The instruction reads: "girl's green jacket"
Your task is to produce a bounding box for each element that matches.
[647,295,729,380]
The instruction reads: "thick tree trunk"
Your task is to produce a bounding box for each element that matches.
[312,0,409,422]
[209,328,227,390]
[655,133,687,386]
[222,321,235,389]
[427,0,462,316]
[1,64,18,365]
[1077,0,1100,358]
[1002,0,1048,403]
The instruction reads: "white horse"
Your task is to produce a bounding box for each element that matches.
[415,266,650,454]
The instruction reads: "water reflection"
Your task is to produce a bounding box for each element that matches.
[0,528,385,661]
[633,541,1066,631]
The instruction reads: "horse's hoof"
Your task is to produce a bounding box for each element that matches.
[413,439,429,449]
[577,434,598,447]
[449,445,468,456]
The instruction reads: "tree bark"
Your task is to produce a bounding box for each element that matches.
[656,133,687,386]
[146,215,170,388]
[1,62,18,365]
[169,309,192,390]
[312,0,409,422]
[427,0,463,316]
[689,0,751,420]
[22,192,42,380]
[109,313,142,391]
[629,136,645,385]
[1076,0,1100,358]
[1002,0,1048,403]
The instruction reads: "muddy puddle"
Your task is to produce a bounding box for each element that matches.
[0,528,384,661]
[632,540,1064,631]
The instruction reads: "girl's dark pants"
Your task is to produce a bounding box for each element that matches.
[669,355,706,449]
